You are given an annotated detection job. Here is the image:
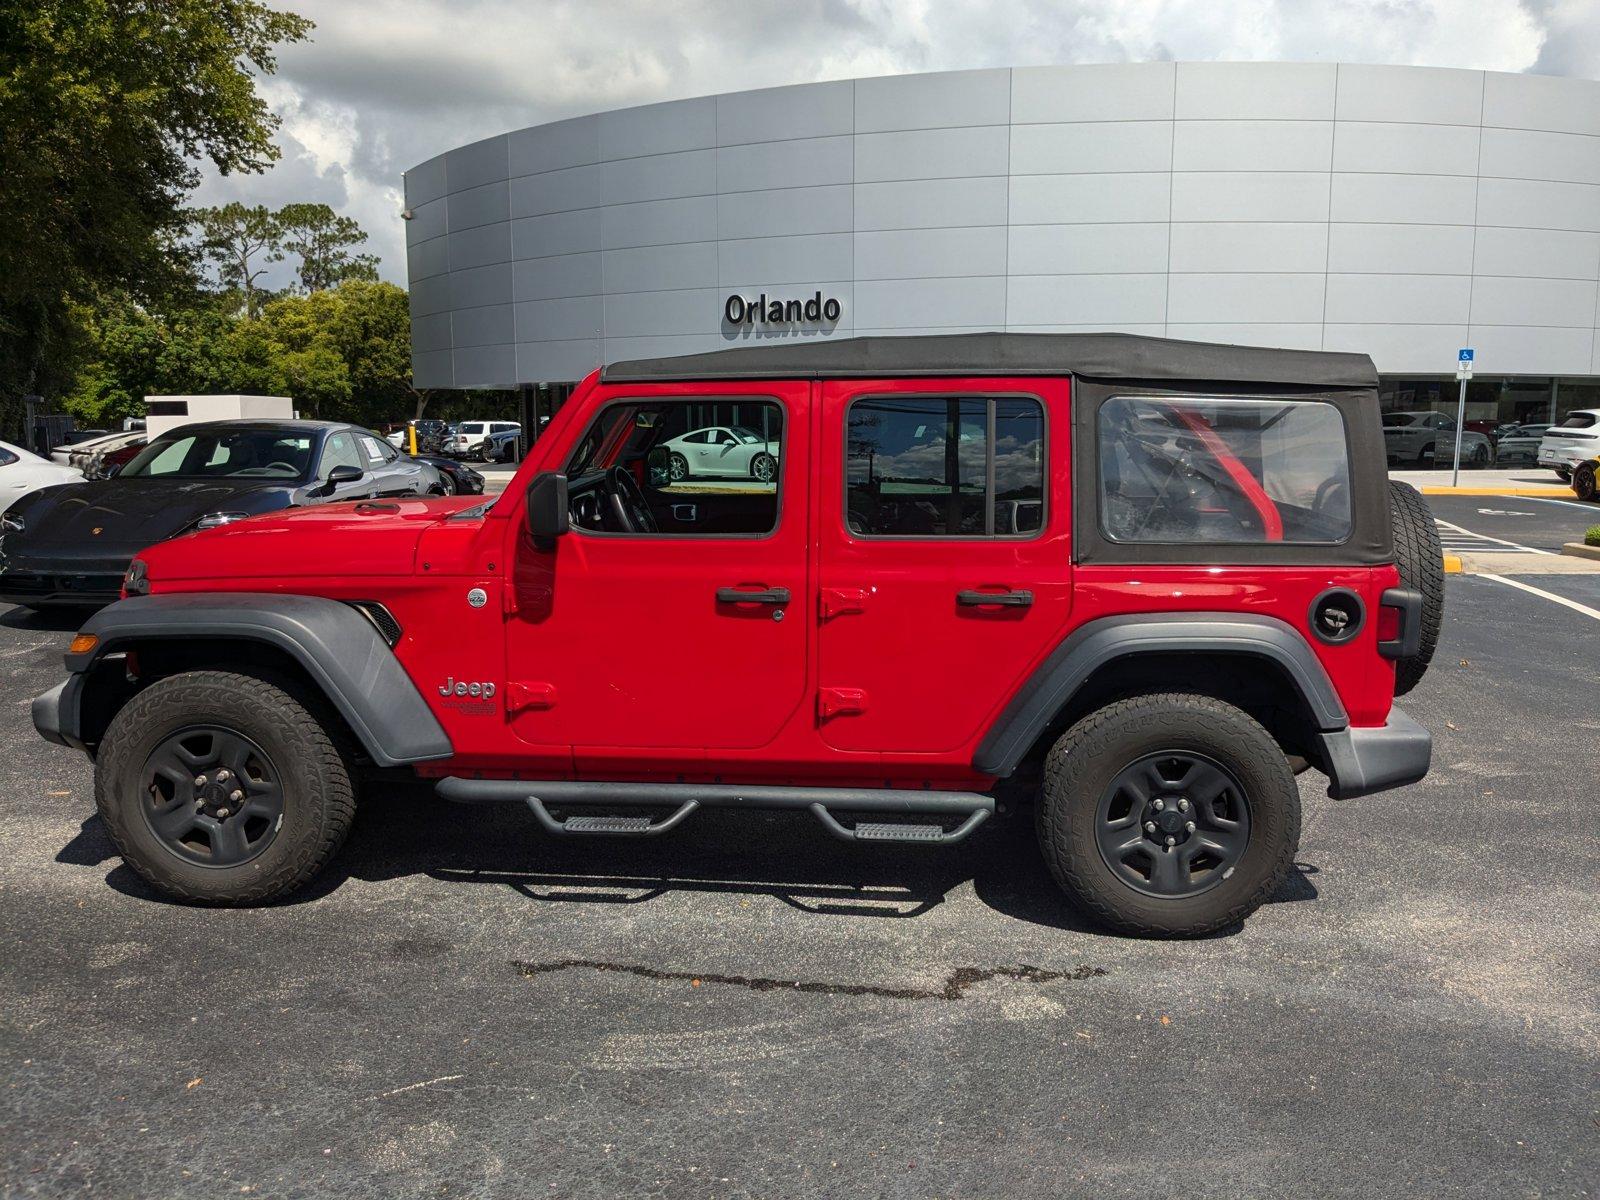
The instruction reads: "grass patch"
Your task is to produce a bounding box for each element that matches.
[1586,526,1600,547]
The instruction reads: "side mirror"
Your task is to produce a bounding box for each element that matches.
[646,447,671,488]
[322,463,364,494]
[525,471,569,546]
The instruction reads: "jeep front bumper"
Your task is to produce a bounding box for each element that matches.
[32,676,86,754]
[1317,706,1431,799]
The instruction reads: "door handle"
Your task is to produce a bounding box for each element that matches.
[957,589,1033,608]
[716,586,790,604]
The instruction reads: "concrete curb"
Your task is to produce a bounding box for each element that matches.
[1560,542,1600,561]
[1419,486,1574,497]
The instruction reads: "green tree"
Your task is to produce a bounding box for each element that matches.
[193,203,285,318]
[0,0,311,437]
[277,203,380,292]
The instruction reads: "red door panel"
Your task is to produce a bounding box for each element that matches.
[816,377,1074,755]
[504,380,810,760]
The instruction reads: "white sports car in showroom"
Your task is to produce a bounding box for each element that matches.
[661,426,780,482]
[1,439,83,513]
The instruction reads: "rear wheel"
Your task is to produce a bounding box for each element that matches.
[1555,467,1572,482]
[668,452,688,482]
[95,671,355,905]
[750,452,775,483]
[1388,480,1444,696]
[1037,694,1300,938]
[1574,462,1597,501]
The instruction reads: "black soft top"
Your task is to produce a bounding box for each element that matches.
[602,332,1378,389]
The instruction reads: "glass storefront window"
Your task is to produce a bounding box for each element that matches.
[1377,376,1600,469]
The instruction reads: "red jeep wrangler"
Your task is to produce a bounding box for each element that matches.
[32,334,1441,937]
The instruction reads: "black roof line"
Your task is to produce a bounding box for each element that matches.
[601,331,1377,389]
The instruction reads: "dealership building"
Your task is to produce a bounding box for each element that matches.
[404,61,1600,432]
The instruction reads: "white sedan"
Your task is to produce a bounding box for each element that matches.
[1,439,83,513]
[661,426,780,483]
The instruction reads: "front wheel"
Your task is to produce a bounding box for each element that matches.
[750,452,775,483]
[668,452,688,482]
[1037,694,1300,938]
[95,671,356,905]
[434,472,456,496]
[1574,462,1597,501]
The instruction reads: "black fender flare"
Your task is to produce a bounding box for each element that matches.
[44,593,452,766]
[972,612,1348,777]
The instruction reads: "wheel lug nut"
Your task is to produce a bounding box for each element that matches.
[193,776,206,787]
[1152,798,1165,811]
[1144,822,1157,834]
[229,790,243,802]
[217,807,230,818]
[1185,821,1196,833]
[1165,836,1176,847]
[217,770,231,782]
[1177,798,1190,812]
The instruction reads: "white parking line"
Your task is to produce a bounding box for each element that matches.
[1432,518,1555,555]
[1480,573,1600,621]
[1519,495,1600,513]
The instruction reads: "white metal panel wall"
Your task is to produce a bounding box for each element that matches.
[405,63,1600,386]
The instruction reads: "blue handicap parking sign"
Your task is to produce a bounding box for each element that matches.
[1458,348,1474,363]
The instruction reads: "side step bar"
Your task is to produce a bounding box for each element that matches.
[434,778,994,845]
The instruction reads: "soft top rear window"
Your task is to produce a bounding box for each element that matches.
[1099,395,1352,545]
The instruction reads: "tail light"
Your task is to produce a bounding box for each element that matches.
[1377,588,1422,659]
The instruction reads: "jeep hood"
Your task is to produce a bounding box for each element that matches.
[137,497,476,582]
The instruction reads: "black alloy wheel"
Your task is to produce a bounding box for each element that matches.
[1095,752,1250,898]
[1574,462,1597,501]
[139,726,285,867]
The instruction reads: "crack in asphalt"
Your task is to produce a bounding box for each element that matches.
[513,958,1107,1000]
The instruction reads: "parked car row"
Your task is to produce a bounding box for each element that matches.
[0,419,483,609]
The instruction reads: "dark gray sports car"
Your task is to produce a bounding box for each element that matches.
[0,420,441,608]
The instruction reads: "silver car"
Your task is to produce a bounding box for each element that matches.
[1382,411,1494,468]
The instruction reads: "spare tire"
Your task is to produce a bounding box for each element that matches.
[1388,480,1444,696]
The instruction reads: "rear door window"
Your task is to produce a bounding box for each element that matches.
[845,395,1045,537]
[1099,395,1351,544]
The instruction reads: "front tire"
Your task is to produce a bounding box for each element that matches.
[668,452,688,482]
[95,671,355,905]
[1037,694,1300,938]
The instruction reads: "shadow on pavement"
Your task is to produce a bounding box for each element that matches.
[1,606,92,632]
[63,780,1319,936]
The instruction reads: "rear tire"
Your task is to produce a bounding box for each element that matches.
[750,452,775,483]
[1037,694,1300,938]
[1573,462,1597,502]
[1555,467,1572,482]
[95,671,355,905]
[1388,480,1444,696]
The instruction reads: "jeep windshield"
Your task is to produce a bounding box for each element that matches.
[119,429,316,480]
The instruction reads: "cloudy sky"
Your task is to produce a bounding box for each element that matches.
[194,0,1600,285]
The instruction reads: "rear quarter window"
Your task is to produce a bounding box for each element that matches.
[1099,395,1352,545]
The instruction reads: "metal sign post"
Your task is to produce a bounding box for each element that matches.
[1451,348,1474,486]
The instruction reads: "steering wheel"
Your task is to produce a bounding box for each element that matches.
[606,466,658,534]
[265,461,299,476]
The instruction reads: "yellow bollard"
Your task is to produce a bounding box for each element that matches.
[408,424,418,457]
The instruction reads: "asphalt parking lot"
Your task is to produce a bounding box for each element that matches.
[2,502,1597,1198]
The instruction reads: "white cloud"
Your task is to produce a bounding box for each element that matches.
[193,0,1599,283]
